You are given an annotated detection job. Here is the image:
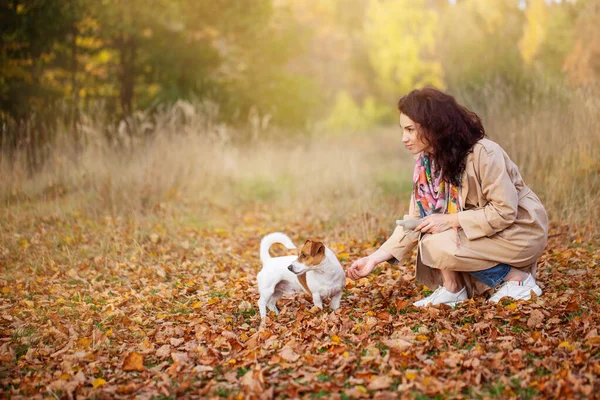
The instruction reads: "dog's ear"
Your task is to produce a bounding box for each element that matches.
[302,239,313,252]
[309,241,325,256]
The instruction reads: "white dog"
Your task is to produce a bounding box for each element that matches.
[257,232,346,319]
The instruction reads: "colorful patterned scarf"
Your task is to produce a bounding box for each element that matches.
[413,153,461,218]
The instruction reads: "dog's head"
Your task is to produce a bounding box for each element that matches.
[288,239,326,275]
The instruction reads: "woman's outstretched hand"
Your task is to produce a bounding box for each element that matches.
[347,257,377,280]
[415,213,460,234]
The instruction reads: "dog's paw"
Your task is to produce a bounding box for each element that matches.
[308,305,322,314]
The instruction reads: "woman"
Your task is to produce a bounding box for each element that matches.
[347,87,548,307]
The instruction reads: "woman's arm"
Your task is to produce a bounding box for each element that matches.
[379,191,420,262]
[347,193,420,280]
[457,145,519,240]
[347,248,394,280]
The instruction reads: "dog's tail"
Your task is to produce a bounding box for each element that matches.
[260,232,296,263]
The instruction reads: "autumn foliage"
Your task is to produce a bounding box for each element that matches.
[1,204,598,399]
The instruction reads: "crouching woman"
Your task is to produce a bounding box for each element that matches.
[347,87,548,307]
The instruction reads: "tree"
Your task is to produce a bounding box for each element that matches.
[364,0,444,102]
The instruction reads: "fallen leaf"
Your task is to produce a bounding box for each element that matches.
[527,309,544,328]
[367,375,393,390]
[241,368,263,393]
[156,344,171,359]
[93,377,106,388]
[382,338,412,353]
[122,352,144,372]
[280,346,300,362]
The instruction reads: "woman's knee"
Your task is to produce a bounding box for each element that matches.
[420,232,458,268]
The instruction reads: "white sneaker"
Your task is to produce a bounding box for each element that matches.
[413,286,467,307]
[488,274,542,303]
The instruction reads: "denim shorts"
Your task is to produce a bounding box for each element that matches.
[468,263,512,287]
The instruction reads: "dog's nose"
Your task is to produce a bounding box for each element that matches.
[287,265,293,271]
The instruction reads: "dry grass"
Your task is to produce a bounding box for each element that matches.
[473,84,600,234]
[1,85,599,240]
[0,102,413,243]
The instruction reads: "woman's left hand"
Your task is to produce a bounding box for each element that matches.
[415,214,459,234]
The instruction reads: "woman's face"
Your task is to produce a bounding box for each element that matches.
[400,113,432,155]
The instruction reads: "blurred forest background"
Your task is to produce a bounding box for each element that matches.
[1,0,599,236]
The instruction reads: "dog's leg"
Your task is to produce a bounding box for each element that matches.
[258,289,274,319]
[312,292,324,310]
[330,291,342,311]
[267,291,282,315]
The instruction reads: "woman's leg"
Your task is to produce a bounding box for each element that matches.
[468,263,542,302]
[469,264,531,288]
[503,267,529,282]
[413,269,467,307]
[440,269,464,293]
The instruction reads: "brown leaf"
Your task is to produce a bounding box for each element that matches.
[170,352,189,364]
[156,344,171,359]
[527,309,544,328]
[382,338,412,354]
[280,346,300,362]
[122,352,145,371]
[367,375,393,390]
[241,368,264,394]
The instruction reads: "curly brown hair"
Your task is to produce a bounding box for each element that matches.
[398,87,485,186]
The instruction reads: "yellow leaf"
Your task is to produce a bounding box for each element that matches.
[93,378,106,388]
[192,301,203,309]
[65,236,73,245]
[416,334,428,341]
[214,228,228,237]
[77,337,91,348]
[1,287,10,294]
[558,341,574,350]
[338,252,349,259]
[331,335,341,344]
[357,385,367,393]
[405,372,417,381]
[60,373,70,380]
[505,303,518,311]
[157,313,168,319]
[343,351,349,357]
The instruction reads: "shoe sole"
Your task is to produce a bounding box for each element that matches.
[489,286,543,303]
[413,299,467,308]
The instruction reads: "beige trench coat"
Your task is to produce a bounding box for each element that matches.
[380,138,548,296]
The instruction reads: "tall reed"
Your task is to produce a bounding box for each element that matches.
[2,84,598,240]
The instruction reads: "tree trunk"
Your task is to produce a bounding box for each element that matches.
[70,21,80,133]
[119,33,136,118]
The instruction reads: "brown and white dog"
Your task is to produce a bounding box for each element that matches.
[257,232,346,319]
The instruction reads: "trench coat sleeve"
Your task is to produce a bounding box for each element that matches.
[457,146,519,240]
[379,192,420,263]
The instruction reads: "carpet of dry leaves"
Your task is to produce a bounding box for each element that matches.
[1,205,599,400]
